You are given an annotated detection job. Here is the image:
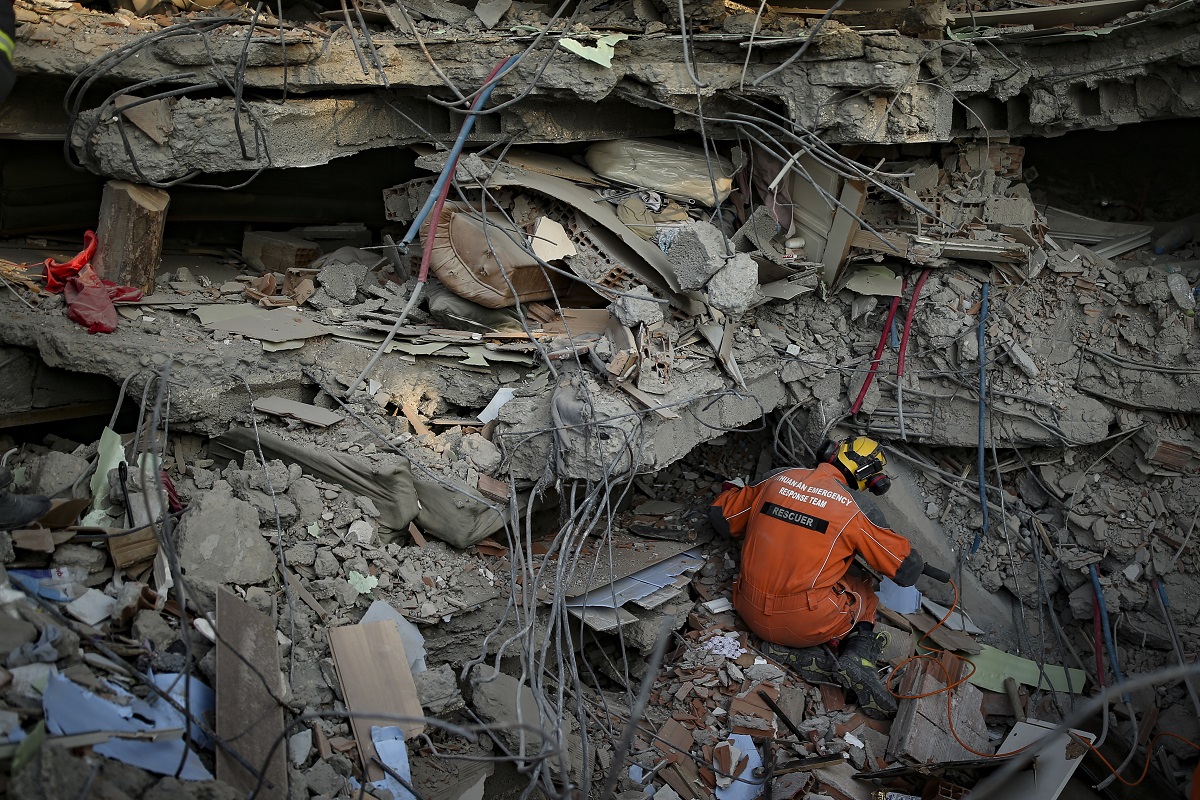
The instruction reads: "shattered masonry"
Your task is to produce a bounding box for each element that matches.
[0,0,1199,798]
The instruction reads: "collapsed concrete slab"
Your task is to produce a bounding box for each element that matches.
[11,3,1200,178]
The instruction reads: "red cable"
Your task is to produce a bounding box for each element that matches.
[895,268,931,383]
[416,57,511,284]
[850,279,905,414]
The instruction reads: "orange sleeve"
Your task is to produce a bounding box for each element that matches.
[847,512,921,583]
[708,483,764,539]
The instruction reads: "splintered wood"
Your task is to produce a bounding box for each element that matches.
[886,659,993,764]
[215,590,288,800]
[328,620,424,782]
[92,180,170,295]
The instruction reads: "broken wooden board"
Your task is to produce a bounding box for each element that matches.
[285,569,330,622]
[106,526,159,569]
[567,604,639,632]
[903,610,982,654]
[556,530,699,599]
[36,497,93,530]
[328,621,424,782]
[11,528,76,553]
[540,309,609,335]
[887,659,992,764]
[215,589,288,800]
[252,396,344,428]
[948,0,1150,30]
[821,178,867,287]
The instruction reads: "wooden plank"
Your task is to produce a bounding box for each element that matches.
[886,659,992,764]
[903,610,982,654]
[0,402,115,429]
[253,396,344,428]
[107,526,159,569]
[822,179,867,287]
[11,529,55,552]
[36,497,92,530]
[788,154,841,263]
[328,621,424,782]
[852,228,908,254]
[284,569,330,622]
[401,401,431,437]
[215,589,288,800]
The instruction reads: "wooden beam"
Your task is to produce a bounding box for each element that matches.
[0,401,115,429]
[92,180,170,295]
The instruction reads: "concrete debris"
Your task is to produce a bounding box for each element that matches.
[175,486,277,586]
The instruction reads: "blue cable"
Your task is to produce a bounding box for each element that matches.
[1091,563,1129,702]
[971,282,989,556]
[399,55,520,248]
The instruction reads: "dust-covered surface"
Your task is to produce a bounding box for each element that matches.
[2,0,1200,796]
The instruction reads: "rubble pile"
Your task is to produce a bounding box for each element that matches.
[2,0,1200,794]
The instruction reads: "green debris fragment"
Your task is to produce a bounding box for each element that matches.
[348,571,379,595]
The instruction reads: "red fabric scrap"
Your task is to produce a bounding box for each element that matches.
[42,231,144,334]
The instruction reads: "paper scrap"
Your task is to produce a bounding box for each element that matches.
[477,387,516,423]
[371,726,418,800]
[43,674,212,780]
[86,427,125,526]
[558,34,628,68]
[65,588,117,627]
[877,578,922,614]
[844,264,903,296]
[531,217,578,262]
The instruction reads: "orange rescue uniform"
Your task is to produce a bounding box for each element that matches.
[709,463,922,648]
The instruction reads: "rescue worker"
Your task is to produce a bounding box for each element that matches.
[708,436,923,718]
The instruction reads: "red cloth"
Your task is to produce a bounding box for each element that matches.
[43,231,143,334]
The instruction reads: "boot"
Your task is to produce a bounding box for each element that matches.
[836,627,898,719]
[764,642,842,686]
[0,485,51,531]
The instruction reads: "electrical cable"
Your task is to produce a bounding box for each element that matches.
[344,55,517,398]
[850,285,904,414]
[895,268,931,440]
[970,281,989,556]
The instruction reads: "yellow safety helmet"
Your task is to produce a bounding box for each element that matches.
[819,436,891,495]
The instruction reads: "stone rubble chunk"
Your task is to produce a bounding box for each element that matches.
[27,450,90,496]
[413,663,467,715]
[175,487,277,585]
[705,253,761,315]
[609,285,665,327]
[666,221,730,290]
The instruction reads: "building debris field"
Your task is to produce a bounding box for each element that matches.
[0,0,1199,797]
